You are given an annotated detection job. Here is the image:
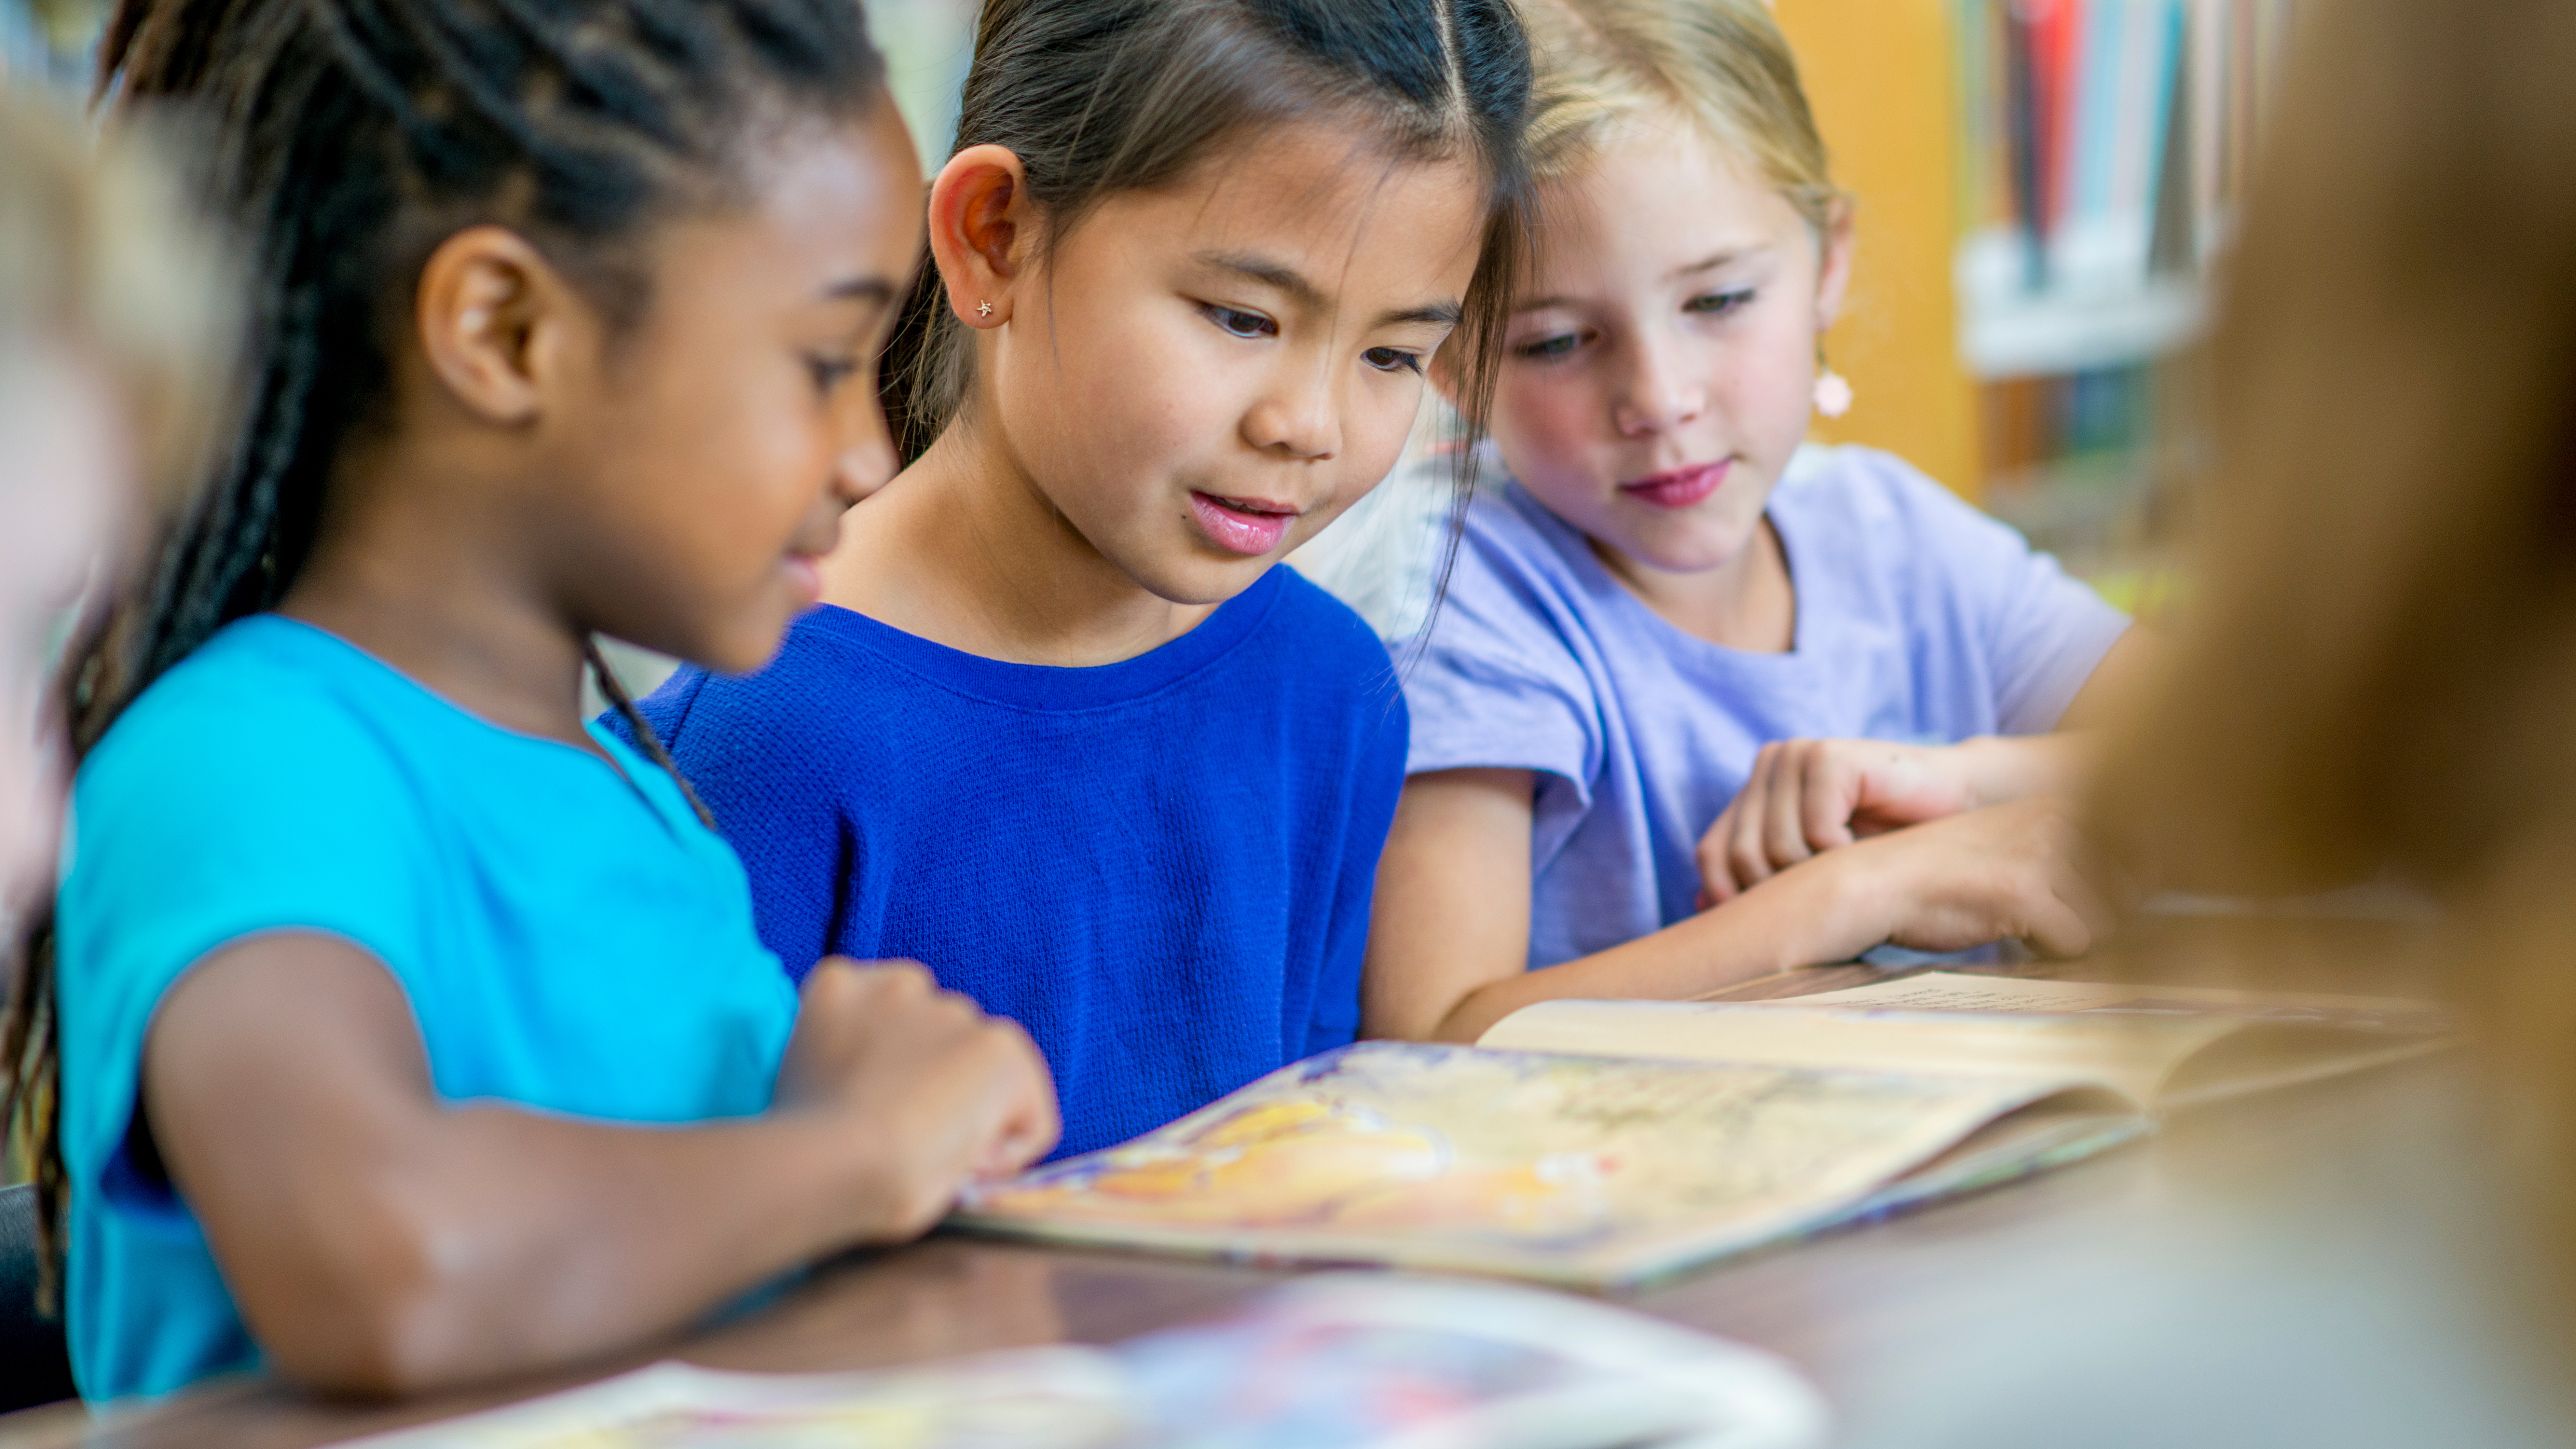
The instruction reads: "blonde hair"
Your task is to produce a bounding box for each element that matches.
[1521,0,1843,235]
[0,91,235,509]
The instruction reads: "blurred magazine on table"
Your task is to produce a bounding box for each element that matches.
[953,974,2449,1289]
[327,1274,1827,1449]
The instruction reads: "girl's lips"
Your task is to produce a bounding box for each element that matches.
[1619,461,1730,510]
[1188,491,1297,557]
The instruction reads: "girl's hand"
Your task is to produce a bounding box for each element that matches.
[1698,740,1977,906]
[778,958,1060,1239]
[1819,796,2112,960]
[1697,735,2093,907]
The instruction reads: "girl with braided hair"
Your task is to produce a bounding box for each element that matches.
[3,0,1057,1404]
[617,0,1536,1161]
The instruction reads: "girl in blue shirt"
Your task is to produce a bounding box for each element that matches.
[1364,0,2151,1042]
[1,0,1055,1403]
[622,0,1535,1157]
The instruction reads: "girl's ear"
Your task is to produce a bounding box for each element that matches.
[415,225,584,425]
[1814,200,1857,330]
[927,144,1032,330]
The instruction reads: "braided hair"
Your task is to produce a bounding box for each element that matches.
[0,0,886,1309]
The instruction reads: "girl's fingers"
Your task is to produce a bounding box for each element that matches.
[2018,889,2096,958]
[1695,798,1744,905]
[1759,745,1814,870]
[2050,829,2120,942]
[1801,746,1862,853]
[1726,781,1775,891]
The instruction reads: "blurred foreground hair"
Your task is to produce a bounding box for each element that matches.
[2090,0,2576,1309]
[0,89,234,515]
[0,83,235,1225]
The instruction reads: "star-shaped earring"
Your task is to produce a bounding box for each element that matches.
[977,300,993,318]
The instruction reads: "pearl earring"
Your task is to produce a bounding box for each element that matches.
[1813,352,1853,419]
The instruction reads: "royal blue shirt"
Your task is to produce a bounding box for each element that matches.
[55,617,796,1403]
[620,565,1406,1158]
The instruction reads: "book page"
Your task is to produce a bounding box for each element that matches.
[953,1042,2123,1289]
[1481,997,2223,1104]
[1747,971,2450,1031]
[1483,975,2453,1109]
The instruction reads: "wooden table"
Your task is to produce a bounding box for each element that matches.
[0,953,2518,1448]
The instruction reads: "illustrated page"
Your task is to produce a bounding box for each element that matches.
[953,1042,2101,1287]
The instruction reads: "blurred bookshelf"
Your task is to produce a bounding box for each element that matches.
[1785,0,2294,614]
[1950,0,2298,609]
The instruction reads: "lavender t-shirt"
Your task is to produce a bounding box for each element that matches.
[1401,445,2131,969]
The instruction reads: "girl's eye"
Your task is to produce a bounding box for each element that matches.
[1513,331,1583,361]
[1203,304,1277,340]
[1685,289,1756,318]
[1363,346,1424,375]
[805,353,862,395]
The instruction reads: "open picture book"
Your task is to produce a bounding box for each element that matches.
[952,972,2452,1290]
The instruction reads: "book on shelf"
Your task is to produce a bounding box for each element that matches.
[1953,0,2299,378]
[951,972,2449,1291]
[328,1274,1828,1449]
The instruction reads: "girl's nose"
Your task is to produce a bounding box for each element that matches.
[1242,369,1342,462]
[1610,336,1706,437]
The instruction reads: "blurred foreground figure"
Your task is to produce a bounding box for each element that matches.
[2023,0,2576,1440]
[0,89,230,922]
[0,85,234,1413]
[2093,0,2576,1306]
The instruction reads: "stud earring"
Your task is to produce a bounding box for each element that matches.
[977,300,993,319]
[1813,348,1853,419]
[460,307,489,334]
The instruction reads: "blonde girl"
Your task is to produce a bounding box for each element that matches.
[1367,0,2149,1041]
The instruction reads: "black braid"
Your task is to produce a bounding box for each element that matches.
[584,638,716,832]
[2,0,884,1313]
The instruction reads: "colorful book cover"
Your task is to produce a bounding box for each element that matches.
[327,1275,1832,1449]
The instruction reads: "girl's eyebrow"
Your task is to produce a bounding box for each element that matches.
[823,275,899,304]
[1512,243,1774,313]
[1198,250,1461,330]
[1668,246,1766,281]
[1201,251,1325,310]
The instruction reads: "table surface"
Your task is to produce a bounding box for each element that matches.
[0,952,2514,1449]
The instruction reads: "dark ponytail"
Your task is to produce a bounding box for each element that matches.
[1,0,886,1309]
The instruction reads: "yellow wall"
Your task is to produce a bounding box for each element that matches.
[1772,0,1983,500]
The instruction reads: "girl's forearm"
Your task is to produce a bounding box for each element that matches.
[1953,732,2094,807]
[261,1106,903,1395]
[150,936,924,1399]
[1428,861,1870,1043]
